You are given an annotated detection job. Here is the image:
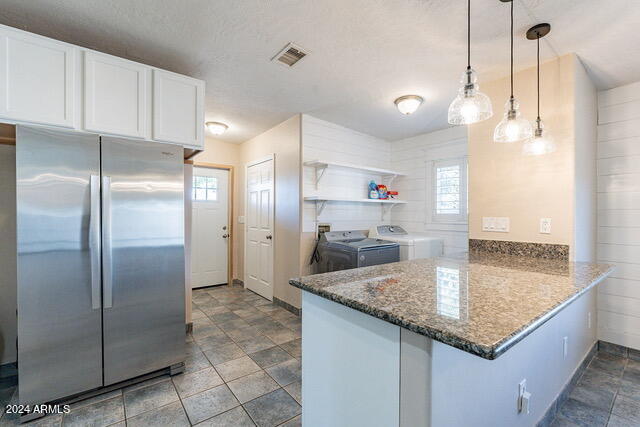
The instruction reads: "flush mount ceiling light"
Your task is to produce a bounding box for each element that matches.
[395,95,423,115]
[494,0,533,143]
[205,121,228,135]
[448,0,493,125]
[522,23,556,156]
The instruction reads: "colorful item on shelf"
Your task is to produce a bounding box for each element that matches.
[368,180,379,199]
[388,191,399,199]
[377,184,388,199]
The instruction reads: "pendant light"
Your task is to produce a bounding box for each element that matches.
[447,0,492,125]
[493,0,533,143]
[522,23,556,156]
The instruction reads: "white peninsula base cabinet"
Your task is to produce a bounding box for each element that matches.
[301,289,598,427]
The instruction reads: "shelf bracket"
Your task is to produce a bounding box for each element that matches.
[315,166,328,189]
[316,200,327,216]
[381,202,398,219]
[385,174,398,187]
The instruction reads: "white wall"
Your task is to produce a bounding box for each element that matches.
[596,80,640,350]
[390,126,468,255]
[0,144,16,365]
[573,58,598,262]
[239,115,302,308]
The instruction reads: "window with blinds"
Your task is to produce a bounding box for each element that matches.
[432,157,467,223]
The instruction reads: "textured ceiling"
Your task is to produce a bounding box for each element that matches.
[0,0,638,143]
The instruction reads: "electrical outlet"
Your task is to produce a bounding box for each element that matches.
[318,223,331,238]
[540,218,552,234]
[563,336,569,359]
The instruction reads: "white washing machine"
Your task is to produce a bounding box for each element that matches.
[369,225,444,261]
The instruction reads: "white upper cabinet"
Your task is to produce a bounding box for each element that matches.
[84,52,148,138]
[0,26,75,127]
[153,70,204,148]
[0,24,205,148]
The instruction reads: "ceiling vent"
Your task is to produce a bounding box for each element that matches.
[272,43,307,67]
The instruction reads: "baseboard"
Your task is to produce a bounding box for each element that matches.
[274,297,301,316]
[536,341,597,427]
[185,322,193,334]
[599,340,640,360]
[536,339,640,426]
[232,279,244,286]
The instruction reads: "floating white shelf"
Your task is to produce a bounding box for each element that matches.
[303,160,406,188]
[304,196,407,215]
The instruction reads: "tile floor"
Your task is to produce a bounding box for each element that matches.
[551,343,640,427]
[0,283,302,426]
[5,284,639,427]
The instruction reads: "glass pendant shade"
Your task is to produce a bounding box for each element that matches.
[448,68,493,125]
[493,98,533,143]
[522,118,556,155]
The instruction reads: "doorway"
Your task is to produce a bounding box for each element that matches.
[245,155,275,300]
[191,164,233,288]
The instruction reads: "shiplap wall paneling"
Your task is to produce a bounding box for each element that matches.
[390,126,468,255]
[302,115,393,233]
[596,80,640,350]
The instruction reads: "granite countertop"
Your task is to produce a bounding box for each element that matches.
[289,251,614,360]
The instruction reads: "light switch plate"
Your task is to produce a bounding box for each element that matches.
[540,218,551,234]
[238,215,245,224]
[483,217,510,233]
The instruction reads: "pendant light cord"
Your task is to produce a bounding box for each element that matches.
[537,36,540,120]
[467,0,471,69]
[510,0,514,99]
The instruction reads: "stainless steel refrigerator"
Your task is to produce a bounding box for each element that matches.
[16,125,185,407]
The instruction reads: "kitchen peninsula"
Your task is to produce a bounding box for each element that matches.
[290,250,613,427]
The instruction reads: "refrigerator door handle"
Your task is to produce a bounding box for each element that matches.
[103,176,113,309]
[89,175,102,309]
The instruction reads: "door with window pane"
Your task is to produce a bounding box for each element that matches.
[191,167,229,287]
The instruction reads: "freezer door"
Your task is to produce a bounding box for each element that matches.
[101,137,185,385]
[16,126,103,405]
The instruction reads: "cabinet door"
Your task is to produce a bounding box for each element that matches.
[84,52,148,138]
[0,26,75,127]
[153,70,204,148]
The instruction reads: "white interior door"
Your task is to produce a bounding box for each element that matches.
[191,167,229,288]
[245,157,274,300]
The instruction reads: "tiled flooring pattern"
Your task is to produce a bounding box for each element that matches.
[551,343,640,427]
[0,283,302,426]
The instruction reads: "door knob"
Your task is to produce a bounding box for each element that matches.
[266,235,272,240]
[222,234,229,238]
[222,226,227,230]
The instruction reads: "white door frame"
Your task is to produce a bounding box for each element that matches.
[189,161,234,287]
[244,154,275,300]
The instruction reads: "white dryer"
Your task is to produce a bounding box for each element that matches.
[369,225,444,261]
